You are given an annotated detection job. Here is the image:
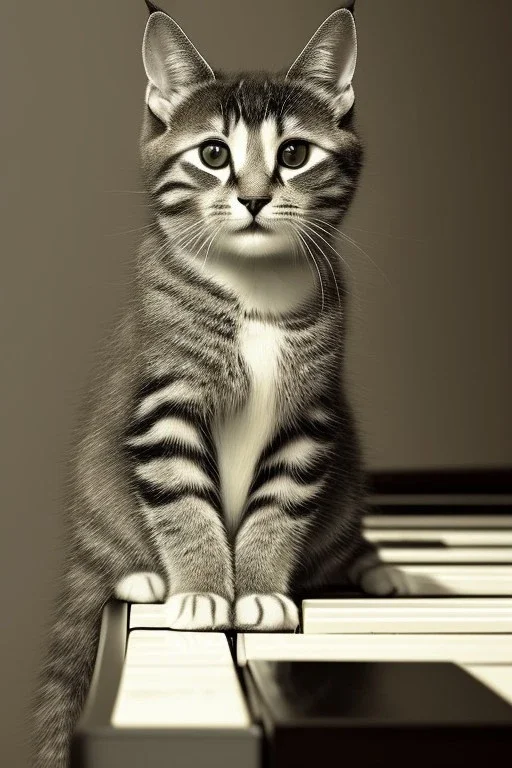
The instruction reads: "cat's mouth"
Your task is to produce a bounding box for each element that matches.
[238,221,268,234]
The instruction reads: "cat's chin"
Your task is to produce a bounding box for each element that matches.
[218,229,292,259]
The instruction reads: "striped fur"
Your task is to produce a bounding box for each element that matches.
[30,5,408,767]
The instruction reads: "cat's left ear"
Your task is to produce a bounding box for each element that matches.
[142,11,215,125]
[286,9,357,119]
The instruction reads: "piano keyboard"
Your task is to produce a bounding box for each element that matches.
[73,489,512,768]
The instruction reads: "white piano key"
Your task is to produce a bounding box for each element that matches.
[365,515,512,529]
[302,597,512,633]
[126,630,234,666]
[366,529,512,545]
[397,565,512,595]
[380,546,512,563]
[130,603,175,629]
[463,665,512,705]
[307,597,512,608]
[112,631,250,728]
[112,667,250,728]
[237,633,512,665]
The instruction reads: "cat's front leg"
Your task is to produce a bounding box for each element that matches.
[114,498,234,628]
[125,389,235,629]
[233,507,310,631]
[149,496,234,630]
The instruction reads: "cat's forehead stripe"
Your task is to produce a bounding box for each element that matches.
[223,118,280,176]
[228,120,249,174]
[260,119,279,174]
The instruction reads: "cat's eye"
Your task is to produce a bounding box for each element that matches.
[278,140,310,169]
[199,141,230,169]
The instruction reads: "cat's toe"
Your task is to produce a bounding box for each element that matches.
[164,593,231,630]
[360,564,413,596]
[114,572,166,603]
[235,593,299,632]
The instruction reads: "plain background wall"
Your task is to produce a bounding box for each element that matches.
[1,1,511,765]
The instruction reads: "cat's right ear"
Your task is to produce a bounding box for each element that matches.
[142,12,215,125]
[286,9,357,119]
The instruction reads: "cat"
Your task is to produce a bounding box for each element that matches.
[30,2,410,766]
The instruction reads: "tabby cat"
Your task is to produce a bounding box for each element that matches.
[31,2,409,766]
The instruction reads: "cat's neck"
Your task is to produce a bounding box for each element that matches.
[197,249,318,315]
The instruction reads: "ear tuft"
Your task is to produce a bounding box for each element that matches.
[286,9,357,118]
[142,12,214,124]
[145,1,165,15]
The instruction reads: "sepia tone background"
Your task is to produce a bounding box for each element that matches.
[1,1,511,765]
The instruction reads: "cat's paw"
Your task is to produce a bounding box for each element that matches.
[234,593,299,632]
[164,593,231,630]
[359,564,413,596]
[114,572,166,603]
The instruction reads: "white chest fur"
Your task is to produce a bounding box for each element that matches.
[212,319,285,534]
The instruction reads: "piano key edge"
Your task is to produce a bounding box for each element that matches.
[71,600,260,768]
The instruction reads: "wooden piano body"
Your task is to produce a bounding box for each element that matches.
[72,469,512,768]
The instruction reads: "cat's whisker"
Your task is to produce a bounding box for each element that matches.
[298,226,342,309]
[170,227,210,257]
[343,223,425,243]
[300,220,353,277]
[156,214,199,242]
[304,216,341,233]
[283,228,299,266]
[188,228,216,267]
[172,218,206,237]
[150,236,174,263]
[178,224,212,254]
[306,218,383,281]
[171,219,211,248]
[288,227,318,295]
[286,224,303,267]
[200,225,224,269]
[338,229,392,287]
[294,229,325,312]
[105,190,148,195]
[106,221,159,238]
[306,216,392,287]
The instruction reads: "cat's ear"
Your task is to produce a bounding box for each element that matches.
[286,9,357,118]
[142,11,215,125]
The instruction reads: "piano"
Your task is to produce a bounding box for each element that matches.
[72,468,512,768]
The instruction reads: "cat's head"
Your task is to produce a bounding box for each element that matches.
[140,4,363,261]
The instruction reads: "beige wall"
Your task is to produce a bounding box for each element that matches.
[1,1,511,765]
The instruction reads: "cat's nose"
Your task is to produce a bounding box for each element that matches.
[237,196,272,217]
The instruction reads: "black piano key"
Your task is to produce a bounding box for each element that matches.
[243,661,512,768]
[368,468,512,495]
[370,504,512,515]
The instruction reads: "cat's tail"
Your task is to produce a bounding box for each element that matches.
[29,564,111,768]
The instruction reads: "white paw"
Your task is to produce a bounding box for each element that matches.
[235,593,299,632]
[164,593,231,630]
[360,564,413,596]
[114,572,166,602]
